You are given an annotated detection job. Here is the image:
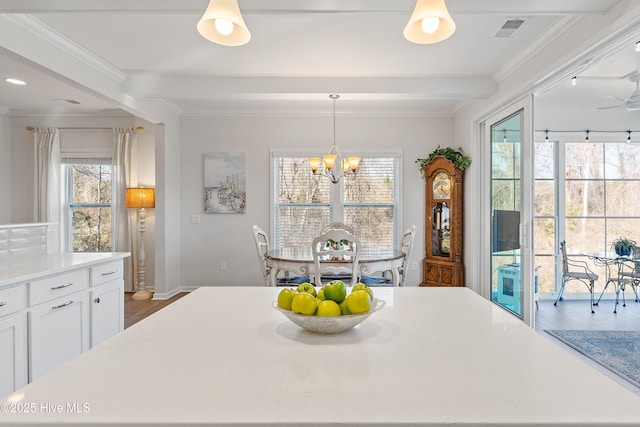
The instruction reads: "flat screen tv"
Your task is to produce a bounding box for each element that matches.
[492,209,520,252]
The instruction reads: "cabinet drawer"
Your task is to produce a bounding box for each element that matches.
[91,260,124,287]
[0,285,26,318]
[29,270,88,306]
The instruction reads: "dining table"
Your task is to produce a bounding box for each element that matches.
[3,286,640,426]
[264,246,405,286]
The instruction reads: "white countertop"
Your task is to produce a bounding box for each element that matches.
[0,252,130,288]
[3,286,640,426]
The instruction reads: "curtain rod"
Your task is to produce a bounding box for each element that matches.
[26,125,144,132]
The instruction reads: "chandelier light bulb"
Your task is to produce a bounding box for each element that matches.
[421,17,440,34]
[214,18,234,36]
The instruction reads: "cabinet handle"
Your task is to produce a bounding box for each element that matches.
[50,283,73,290]
[94,297,101,304]
[51,300,74,310]
[101,270,118,276]
[0,301,6,307]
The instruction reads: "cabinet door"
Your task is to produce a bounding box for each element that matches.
[91,279,124,347]
[28,294,90,382]
[0,315,26,397]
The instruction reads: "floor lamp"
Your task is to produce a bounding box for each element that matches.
[126,187,155,300]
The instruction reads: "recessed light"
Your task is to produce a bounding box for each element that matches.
[5,77,26,85]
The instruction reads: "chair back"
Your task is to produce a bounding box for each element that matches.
[252,225,271,286]
[320,222,354,235]
[312,229,361,286]
[560,240,569,275]
[399,225,417,286]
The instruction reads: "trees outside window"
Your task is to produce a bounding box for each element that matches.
[64,161,113,252]
[273,154,399,249]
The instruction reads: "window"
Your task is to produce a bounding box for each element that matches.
[534,137,640,295]
[62,159,113,252]
[272,153,400,249]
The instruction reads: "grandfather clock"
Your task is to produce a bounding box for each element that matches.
[421,156,464,287]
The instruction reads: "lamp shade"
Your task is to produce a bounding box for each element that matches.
[404,0,456,44]
[126,187,155,209]
[197,0,251,46]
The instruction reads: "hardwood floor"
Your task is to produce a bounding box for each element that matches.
[124,292,189,329]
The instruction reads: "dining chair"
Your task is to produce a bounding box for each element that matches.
[312,229,361,286]
[252,225,309,287]
[554,240,598,313]
[360,225,417,287]
[320,222,354,235]
[616,254,640,304]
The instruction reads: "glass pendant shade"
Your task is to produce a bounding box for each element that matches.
[404,0,456,44]
[197,0,251,46]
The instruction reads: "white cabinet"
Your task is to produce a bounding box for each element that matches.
[0,254,127,392]
[28,294,90,382]
[90,260,124,347]
[0,284,27,397]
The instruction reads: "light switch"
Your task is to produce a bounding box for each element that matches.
[190,215,201,224]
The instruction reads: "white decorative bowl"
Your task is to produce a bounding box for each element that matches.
[272,298,385,334]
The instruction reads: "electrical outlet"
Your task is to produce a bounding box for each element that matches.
[412,261,418,271]
[190,215,200,224]
[220,261,227,271]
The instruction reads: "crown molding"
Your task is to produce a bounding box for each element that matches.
[5,14,126,83]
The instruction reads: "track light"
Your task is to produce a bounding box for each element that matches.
[635,41,640,53]
[503,130,507,143]
[545,130,549,142]
[404,0,456,44]
[628,131,632,143]
[571,76,577,86]
[197,0,251,46]
[585,130,590,144]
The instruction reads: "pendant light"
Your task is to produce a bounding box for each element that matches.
[197,0,251,46]
[308,94,360,184]
[404,0,456,44]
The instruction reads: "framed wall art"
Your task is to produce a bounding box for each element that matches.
[203,152,246,214]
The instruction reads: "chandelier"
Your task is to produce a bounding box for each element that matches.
[308,94,360,184]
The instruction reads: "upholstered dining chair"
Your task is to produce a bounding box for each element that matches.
[554,240,598,313]
[252,225,309,287]
[312,228,361,287]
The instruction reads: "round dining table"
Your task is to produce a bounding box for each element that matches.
[264,246,405,287]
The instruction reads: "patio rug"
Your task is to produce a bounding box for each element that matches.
[545,330,640,388]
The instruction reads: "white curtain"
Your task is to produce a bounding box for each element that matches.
[112,128,138,292]
[33,128,61,238]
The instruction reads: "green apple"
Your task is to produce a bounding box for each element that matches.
[316,300,341,317]
[316,287,325,300]
[291,292,318,315]
[339,299,351,315]
[346,290,371,314]
[323,280,346,303]
[277,288,298,310]
[352,283,374,300]
[296,282,317,297]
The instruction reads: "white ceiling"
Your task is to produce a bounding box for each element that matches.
[0,0,638,117]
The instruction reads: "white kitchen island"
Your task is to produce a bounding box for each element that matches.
[3,286,640,426]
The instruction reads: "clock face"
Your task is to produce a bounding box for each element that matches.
[432,172,451,199]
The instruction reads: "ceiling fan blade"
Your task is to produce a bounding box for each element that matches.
[596,104,624,110]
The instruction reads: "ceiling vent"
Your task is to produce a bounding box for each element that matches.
[494,19,525,38]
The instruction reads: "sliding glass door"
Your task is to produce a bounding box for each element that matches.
[483,96,535,325]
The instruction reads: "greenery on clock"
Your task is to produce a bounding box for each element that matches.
[416,146,471,177]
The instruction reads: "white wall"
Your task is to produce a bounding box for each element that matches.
[179,114,453,288]
[0,112,10,224]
